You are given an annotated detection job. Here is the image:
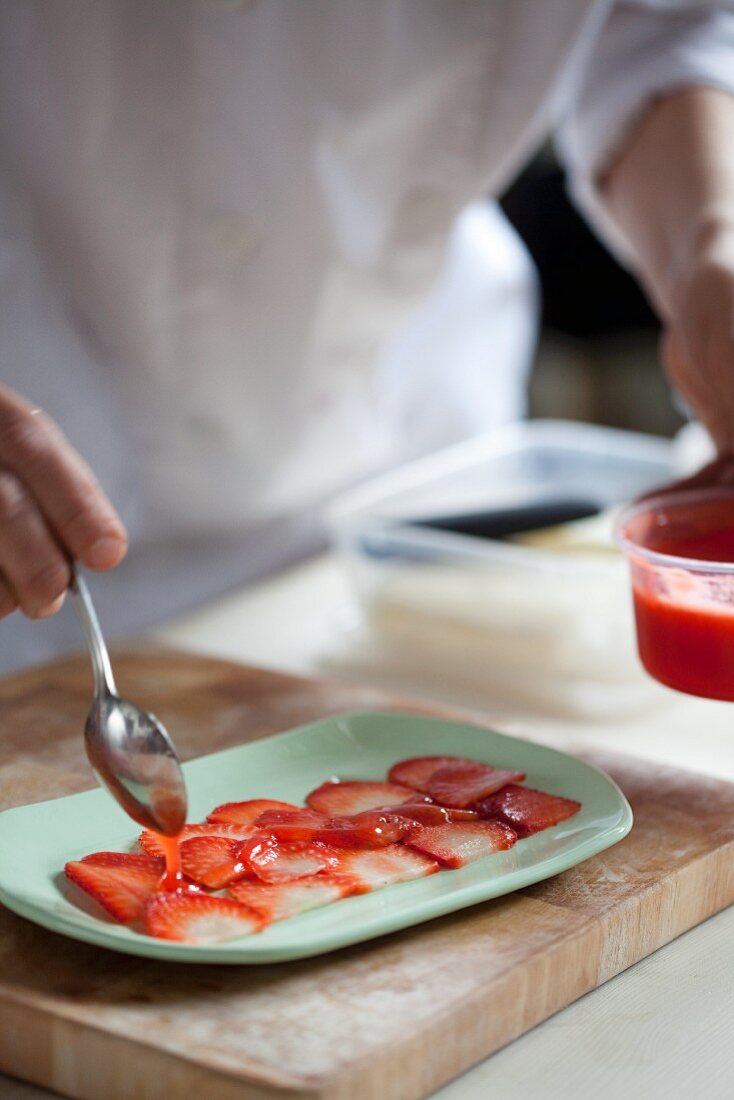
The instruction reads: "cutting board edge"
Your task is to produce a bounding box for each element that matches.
[593,835,734,984]
[0,996,322,1100]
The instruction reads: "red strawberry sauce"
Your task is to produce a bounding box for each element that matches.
[629,519,734,701]
[156,832,184,890]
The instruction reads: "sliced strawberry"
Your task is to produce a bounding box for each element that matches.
[387,756,525,807]
[207,799,298,826]
[255,806,414,849]
[139,822,256,858]
[334,846,439,893]
[381,802,479,826]
[241,836,339,884]
[306,780,421,816]
[423,763,526,808]
[65,852,165,923]
[387,755,478,791]
[179,835,252,890]
[315,811,416,849]
[229,875,351,922]
[254,807,329,842]
[145,892,263,943]
[406,821,517,868]
[475,785,581,837]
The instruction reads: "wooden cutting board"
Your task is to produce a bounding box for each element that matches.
[0,648,733,1100]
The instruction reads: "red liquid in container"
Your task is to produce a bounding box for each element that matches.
[631,523,734,701]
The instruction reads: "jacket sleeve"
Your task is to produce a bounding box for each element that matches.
[554,1,734,262]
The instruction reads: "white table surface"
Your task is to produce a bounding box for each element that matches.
[2,554,733,1099]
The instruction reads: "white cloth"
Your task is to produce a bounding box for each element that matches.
[0,0,733,674]
[556,2,734,261]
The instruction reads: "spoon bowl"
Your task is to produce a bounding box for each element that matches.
[71,567,188,836]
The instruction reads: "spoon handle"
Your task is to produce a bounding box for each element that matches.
[70,565,118,697]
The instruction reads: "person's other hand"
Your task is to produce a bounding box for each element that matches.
[661,221,734,454]
[635,451,734,505]
[0,384,127,620]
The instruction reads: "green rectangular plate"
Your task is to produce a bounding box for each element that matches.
[0,711,632,963]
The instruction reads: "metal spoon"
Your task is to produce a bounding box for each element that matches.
[70,565,188,836]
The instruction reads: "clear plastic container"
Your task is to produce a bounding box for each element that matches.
[326,420,676,716]
[616,487,734,702]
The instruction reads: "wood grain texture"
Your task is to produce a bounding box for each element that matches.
[0,648,733,1100]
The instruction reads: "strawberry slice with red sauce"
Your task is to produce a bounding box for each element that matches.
[179,835,252,890]
[229,876,351,922]
[475,785,581,836]
[306,780,421,816]
[407,821,517,868]
[65,852,166,923]
[139,822,256,858]
[254,807,329,842]
[335,846,439,893]
[207,799,298,826]
[256,806,416,849]
[380,802,478,826]
[315,811,416,849]
[145,893,263,943]
[241,837,339,884]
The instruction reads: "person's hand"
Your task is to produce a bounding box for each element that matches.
[0,384,127,620]
[661,220,734,455]
[635,452,734,505]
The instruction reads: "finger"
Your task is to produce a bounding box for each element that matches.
[0,387,127,570]
[0,468,72,618]
[663,260,734,451]
[699,330,734,453]
[661,328,734,453]
[637,453,734,503]
[0,571,18,620]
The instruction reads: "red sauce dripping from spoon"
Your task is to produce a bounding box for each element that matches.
[155,832,185,891]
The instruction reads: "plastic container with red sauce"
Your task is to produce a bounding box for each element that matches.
[616,488,734,701]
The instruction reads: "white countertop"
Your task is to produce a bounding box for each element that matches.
[3,554,733,1100]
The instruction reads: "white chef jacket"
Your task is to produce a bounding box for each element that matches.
[1,0,733,674]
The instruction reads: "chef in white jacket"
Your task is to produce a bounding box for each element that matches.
[2,0,734,674]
